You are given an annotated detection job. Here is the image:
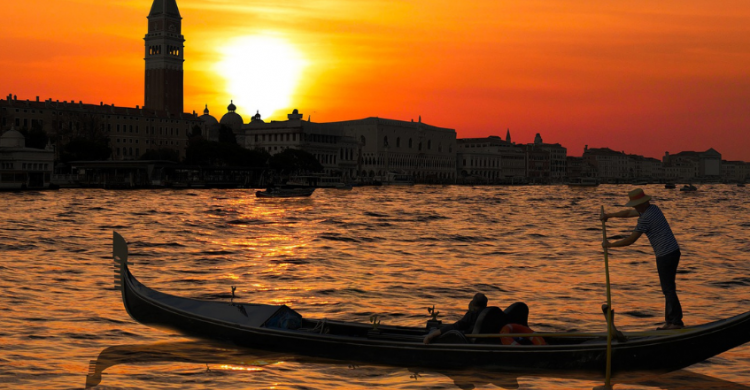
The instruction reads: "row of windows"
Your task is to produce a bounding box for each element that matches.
[12,108,194,124]
[255,133,298,142]
[356,170,455,179]
[19,162,50,170]
[380,136,452,153]
[463,157,526,168]
[116,147,140,157]
[361,156,454,169]
[315,154,336,165]
[254,132,342,144]
[113,124,188,136]
[464,171,523,180]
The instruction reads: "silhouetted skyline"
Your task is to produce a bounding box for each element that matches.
[2,1,750,161]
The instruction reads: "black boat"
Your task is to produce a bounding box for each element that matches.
[255,185,315,198]
[680,184,698,192]
[113,231,750,374]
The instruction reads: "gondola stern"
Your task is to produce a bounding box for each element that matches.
[112,231,138,322]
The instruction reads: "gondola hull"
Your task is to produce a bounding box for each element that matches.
[112,232,750,373]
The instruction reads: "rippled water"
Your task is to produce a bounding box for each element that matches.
[1,184,749,389]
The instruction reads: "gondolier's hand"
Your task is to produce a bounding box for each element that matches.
[600,212,609,222]
[424,329,441,344]
[602,239,611,249]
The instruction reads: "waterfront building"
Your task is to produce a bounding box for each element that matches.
[242,108,358,179]
[0,95,199,162]
[0,127,55,190]
[525,144,550,184]
[335,117,456,183]
[628,154,663,182]
[662,148,722,181]
[241,110,456,183]
[529,133,567,183]
[527,133,568,183]
[456,132,525,184]
[565,156,597,179]
[720,160,749,182]
[0,0,200,162]
[582,146,630,182]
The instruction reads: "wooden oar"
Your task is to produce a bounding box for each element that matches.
[601,205,613,388]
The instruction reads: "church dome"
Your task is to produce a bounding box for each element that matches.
[199,105,218,125]
[220,100,244,129]
[0,127,25,148]
[220,112,244,129]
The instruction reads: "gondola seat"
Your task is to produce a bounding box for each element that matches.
[470,306,508,343]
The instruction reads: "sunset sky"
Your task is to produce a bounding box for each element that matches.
[2,0,749,160]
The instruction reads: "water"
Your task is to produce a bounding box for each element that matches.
[1,184,749,389]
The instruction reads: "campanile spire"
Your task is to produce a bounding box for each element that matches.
[144,0,184,113]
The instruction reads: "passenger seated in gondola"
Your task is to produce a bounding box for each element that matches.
[423,293,529,344]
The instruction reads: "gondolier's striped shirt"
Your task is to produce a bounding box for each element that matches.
[635,205,679,257]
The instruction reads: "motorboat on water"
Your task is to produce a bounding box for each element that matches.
[680,184,698,192]
[566,177,600,187]
[111,231,750,374]
[664,183,676,189]
[255,186,315,198]
[286,175,352,190]
[377,172,415,185]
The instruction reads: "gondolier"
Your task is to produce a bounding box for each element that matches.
[601,188,685,330]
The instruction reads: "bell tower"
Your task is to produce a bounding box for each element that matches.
[144,0,184,113]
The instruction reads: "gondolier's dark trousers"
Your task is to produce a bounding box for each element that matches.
[656,249,683,326]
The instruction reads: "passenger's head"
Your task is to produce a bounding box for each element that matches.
[469,293,488,311]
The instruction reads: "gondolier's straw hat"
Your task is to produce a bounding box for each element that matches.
[624,188,652,207]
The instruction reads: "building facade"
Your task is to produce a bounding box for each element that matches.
[0,0,200,162]
[0,95,199,161]
[456,134,526,184]
[583,146,631,181]
[233,109,456,183]
[663,148,722,181]
[529,133,567,182]
[0,127,55,189]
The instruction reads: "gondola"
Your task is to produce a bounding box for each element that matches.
[112,231,750,374]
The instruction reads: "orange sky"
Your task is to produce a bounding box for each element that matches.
[2,0,750,160]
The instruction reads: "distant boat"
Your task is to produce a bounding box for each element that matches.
[287,175,352,190]
[255,186,315,198]
[665,183,676,189]
[566,177,599,187]
[378,172,415,185]
[680,184,698,192]
[738,183,746,188]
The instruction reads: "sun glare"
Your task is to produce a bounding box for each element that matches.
[215,35,307,120]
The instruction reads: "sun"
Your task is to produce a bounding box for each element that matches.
[215,35,307,120]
